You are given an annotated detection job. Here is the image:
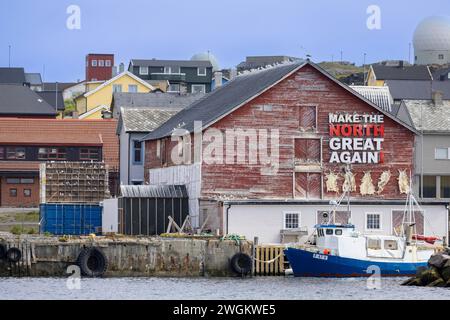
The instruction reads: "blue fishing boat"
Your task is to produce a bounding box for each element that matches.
[285,175,439,278]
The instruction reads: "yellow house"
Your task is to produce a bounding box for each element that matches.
[75,71,154,119]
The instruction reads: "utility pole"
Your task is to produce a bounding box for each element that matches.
[55,82,58,113]
[8,45,11,67]
[363,53,367,85]
[340,50,343,63]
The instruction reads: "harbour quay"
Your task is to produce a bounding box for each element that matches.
[0,233,252,278]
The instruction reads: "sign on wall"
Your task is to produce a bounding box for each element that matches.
[329,113,384,164]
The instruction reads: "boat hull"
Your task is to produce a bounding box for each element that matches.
[284,247,427,278]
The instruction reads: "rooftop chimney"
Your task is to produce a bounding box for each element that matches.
[230,68,237,80]
[214,71,223,88]
[432,90,443,107]
[119,63,125,73]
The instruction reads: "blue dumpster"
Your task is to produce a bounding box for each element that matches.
[40,203,102,235]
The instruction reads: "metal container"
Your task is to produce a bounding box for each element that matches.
[40,203,102,235]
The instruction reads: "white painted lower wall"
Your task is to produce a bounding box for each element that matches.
[148,163,201,227]
[225,203,449,244]
[102,198,118,233]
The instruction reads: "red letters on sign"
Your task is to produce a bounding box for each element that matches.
[329,124,385,137]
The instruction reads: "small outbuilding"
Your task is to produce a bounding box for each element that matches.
[118,185,189,236]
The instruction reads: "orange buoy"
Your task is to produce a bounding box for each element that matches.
[323,249,330,255]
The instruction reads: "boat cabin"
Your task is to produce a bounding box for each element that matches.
[314,224,410,260]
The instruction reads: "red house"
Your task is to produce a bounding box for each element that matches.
[141,61,448,243]
[85,53,114,81]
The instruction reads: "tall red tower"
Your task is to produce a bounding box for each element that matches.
[85,53,114,81]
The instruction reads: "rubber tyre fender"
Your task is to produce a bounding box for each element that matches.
[230,253,252,275]
[77,247,108,277]
[6,247,22,263]
[0,244,6,260]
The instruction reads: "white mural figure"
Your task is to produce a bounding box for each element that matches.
[377,170,391,194]
[342,170,356,192]
[360,171,375,195]
[398,169,410,194]
[325,171,340,193]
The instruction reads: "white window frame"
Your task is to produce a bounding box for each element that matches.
[365,212,382,231]
[128,84,138,93]
[156,140,161,158]
[191,84,206,94]
[438,54,445,60]
[105,60,111,67]
[139,66,149,75]
[435,147,450,160]
[164,66,181,74]
[99,60,105,67]
[112,84,122,93]
[283,211,301,229]
[91,60,97,67]
[197,67,207,76]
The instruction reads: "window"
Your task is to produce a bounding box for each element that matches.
[384,240,398,250]
[435,148,449,160]
[420,176,437,198]
[0,147,4,159]
[284,212,300,229]
[6,147,25,160]
[168,84,180,92]
[335,229,343,235]
[99,60,105,67]
[366,213,381,230]
[367,238,381,250]
[133,140,143,164]
[113,84,122,93]
[91,60,97,67]
[299,106,317,132]
[441,176,450,198]
[23,189,31,197]
[80,148,100,161]
[191,84,206,94]
[128,85,138,93]
[132,181,143,186]
[164,66,181,74]
[325,229,333,235]
[38,147,67,160]
[105,60,111,67]
[139,66,148,75]
[6,178,20,184]
[197,67,207,76]
[9,189,17,197]
[439,54,445,60]
[21,178,34,184]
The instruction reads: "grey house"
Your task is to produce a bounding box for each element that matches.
[396,96,450,200]
[115,92,205,185]
[128,59,213,94]
[117,108,179,185]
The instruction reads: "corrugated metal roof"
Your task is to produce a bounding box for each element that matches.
[120,185,188,198]
[350,86,393,112]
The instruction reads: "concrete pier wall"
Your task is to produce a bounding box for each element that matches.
[0,234,252,277]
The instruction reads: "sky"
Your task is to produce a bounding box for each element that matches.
[0,0,449,82]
